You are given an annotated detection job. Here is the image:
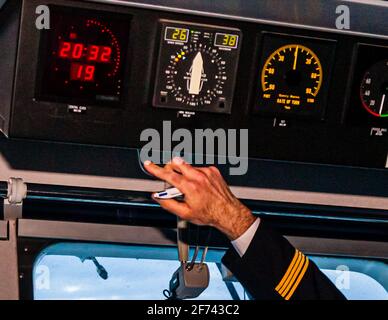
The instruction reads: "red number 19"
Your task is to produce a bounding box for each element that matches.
[71,63,95,82]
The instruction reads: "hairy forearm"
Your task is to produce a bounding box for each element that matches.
[145,159,258,241]
[216,205,258,240]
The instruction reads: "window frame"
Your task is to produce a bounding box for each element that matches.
[17,219,388,300]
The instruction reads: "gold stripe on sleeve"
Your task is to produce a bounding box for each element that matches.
[284,257,310,300]
[278,253,305,297]
[275,249,300,292]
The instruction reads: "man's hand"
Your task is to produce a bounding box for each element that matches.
[144,157,257,240]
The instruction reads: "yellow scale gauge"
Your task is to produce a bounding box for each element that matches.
[256,35,335,118]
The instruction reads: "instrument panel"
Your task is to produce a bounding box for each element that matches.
[1,0,387,170]
[153,21,241,113]
[36,6,130,106]
[255,33,335,119]
[360,60,388,118]
[348,44,388,126]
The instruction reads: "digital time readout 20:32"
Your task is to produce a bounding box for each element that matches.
[58,41,113,81]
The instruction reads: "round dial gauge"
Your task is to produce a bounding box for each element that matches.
[261,44,323,112]
[154,23,241,114]
[360,60,388,118]
[166,43,226,107]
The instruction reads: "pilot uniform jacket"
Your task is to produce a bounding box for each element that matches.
[222,220,346,300]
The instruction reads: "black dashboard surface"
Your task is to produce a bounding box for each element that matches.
[3,0,388,169]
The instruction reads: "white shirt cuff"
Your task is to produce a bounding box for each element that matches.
[231,218,261,257]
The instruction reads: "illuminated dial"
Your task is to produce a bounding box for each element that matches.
[37,7,130,106]
[260,44,323,114]
[360,60,388,118]
[153,22,241,114]
[165,43,226,107]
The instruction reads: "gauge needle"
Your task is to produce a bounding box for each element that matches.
[293,46,299,70]
[379,94,386,115]
[189,52,203,95]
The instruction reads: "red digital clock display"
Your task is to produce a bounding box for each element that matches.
[58,42,112,63]
[36,6,130,106]
[58,41,112,82]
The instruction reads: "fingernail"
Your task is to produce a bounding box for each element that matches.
[144,160,151,166]
[173,157,184,165]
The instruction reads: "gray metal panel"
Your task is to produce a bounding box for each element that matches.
[286,236,388,260]
[0,221,7,240]
[0,220,19,300]
[0,1,21,136]
[230,186,388,211]
[87,0,388,39]
[1,155,388,210]
[18,219,388,259]
[18,219,177,246]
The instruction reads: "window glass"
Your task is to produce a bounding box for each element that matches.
[310,256,388,300]
[33,243,387,300]
[34,243,248,300]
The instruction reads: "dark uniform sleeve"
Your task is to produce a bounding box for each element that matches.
[221,220,346,300]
